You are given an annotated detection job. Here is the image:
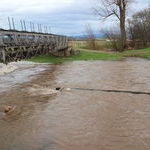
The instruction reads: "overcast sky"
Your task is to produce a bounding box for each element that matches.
[0,0,149,36]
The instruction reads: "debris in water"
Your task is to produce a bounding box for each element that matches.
[65,88,71,91]
[29,85,60,96]
[4,106,12,113]
[56,87,61,91]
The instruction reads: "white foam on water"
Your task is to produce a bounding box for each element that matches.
[0,64,18,75]
[0,61,48,93]
[29,85,59,96]
[0,61,46,76]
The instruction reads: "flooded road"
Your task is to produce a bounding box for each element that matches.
[0,58,150,150]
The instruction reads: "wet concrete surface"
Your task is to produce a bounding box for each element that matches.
[0,58,150,150]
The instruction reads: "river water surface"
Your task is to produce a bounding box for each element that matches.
[0,58,150,150]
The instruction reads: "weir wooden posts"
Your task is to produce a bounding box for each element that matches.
[0,29,72,64]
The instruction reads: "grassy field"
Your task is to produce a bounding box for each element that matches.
[27,48,150,63]
[72,39,110,50]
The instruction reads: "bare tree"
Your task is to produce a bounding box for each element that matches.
[95,0,133,51]
[103,29,121,51]
[85,24,96,49]
[128,8,150,48]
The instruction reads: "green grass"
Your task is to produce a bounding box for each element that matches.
[69,50,122,61]
[27,48,150,63]
[137,53,150,59]
[27,50,123,63]
[122,48,150,59]
[26,54,67,63]
[123,48,150,54]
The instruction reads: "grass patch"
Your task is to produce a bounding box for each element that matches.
[123,48,150,54]
[27,50,123,63]
[26,54,66,63]
[122,48,150,59]
[136,53,150,59]
[27,48,150,63]
[69,50,122,61]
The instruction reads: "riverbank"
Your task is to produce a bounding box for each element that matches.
[27,48,150,63]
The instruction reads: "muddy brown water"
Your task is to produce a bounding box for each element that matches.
[0,58,150,150]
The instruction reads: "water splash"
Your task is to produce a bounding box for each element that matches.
[0,64,18,75]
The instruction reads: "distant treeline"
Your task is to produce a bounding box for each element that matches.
[83,7,150,51]
[128,7,150,48]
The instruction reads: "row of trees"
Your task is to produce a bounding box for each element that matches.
[128,8,150,48]
[93,0,150,51]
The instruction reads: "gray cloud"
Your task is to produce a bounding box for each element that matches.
[0,0,149,36]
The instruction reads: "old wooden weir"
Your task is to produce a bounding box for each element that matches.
[0,29,72,64]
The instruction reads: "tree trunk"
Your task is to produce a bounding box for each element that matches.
[120,19,126,51]
[119,2,126,51]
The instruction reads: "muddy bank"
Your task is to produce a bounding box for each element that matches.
[0,58,150,150]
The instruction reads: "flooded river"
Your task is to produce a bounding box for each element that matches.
[0,58,150,150]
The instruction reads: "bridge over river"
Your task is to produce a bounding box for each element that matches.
[0,29,72,64]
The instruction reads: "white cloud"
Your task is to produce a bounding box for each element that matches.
[0,0,74,14]
[0,0,149,35]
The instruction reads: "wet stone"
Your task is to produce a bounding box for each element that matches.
[4,106,12,113]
